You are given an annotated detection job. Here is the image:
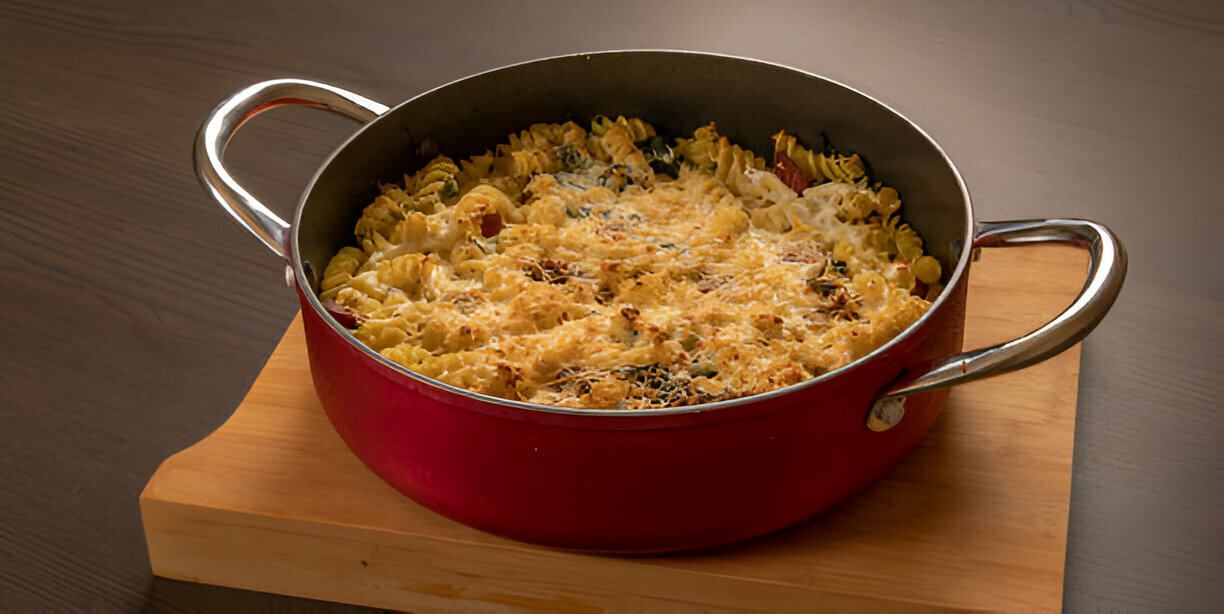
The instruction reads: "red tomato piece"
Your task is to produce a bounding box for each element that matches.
[322,299,364,329]
[481,213,503,238]
[774,151,809,194]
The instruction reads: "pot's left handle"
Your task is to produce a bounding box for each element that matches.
[194,79,390,258]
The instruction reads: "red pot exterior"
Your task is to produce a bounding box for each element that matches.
[297,268,968,552]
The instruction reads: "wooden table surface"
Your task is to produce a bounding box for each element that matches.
[1,1,1219,611]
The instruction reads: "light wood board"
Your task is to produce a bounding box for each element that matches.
[141,245,1087,613]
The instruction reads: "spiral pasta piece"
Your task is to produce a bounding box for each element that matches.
[457,151,495,188]
[521,121,590,150]
[377,253,431,297]
[591,115,655,141]
[481,126,574,194]
[334,285,384,315]
[713,137,767,196]
[319,246,368,300]
[835,186,902,221]
[353,194,403,251]
[597,125,654,186]
[884,214,925,262]
[772,131,866,187]
[404,156,460,211]
[674,123,722,170]
[381,342,432,367]
[674,123,767,197]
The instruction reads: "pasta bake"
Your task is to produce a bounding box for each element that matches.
[318,117,943,409]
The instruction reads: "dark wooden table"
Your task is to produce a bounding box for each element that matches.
[2,1,1220,611]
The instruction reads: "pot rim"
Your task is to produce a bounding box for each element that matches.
[289,49,975,418]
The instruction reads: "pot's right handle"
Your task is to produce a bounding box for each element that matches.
[867,218,1126,431]
[194,79,390,259]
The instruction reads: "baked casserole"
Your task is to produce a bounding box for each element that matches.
[318,117,942,409]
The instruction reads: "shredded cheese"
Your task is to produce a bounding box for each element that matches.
[318,119,942,409]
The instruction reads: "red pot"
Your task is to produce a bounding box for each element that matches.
[195,51,1125,553]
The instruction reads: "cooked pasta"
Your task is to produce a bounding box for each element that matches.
[319,119,944,409]
[772,131,867,186]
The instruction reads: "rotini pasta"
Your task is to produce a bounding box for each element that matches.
[772,131,867,186]
[319,119,944,409]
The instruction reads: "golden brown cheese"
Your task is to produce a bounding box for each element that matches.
[319,119,943,409]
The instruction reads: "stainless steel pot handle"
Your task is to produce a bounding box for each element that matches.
[867,218,1126,431]
[194,79,390,258]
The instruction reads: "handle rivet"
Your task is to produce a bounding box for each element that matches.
[284,265,296,288]
[867,396,906,432]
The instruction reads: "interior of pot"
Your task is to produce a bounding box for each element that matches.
[294,51,971,297]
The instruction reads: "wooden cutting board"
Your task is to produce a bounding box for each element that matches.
[141,245,1087,613]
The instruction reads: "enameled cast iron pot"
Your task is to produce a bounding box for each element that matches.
[196,51,1125,553]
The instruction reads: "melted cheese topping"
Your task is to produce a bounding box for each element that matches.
[319,120,940,409]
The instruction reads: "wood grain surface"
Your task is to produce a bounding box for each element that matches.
[139,246,1084,613]
[1,1,1220,612]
